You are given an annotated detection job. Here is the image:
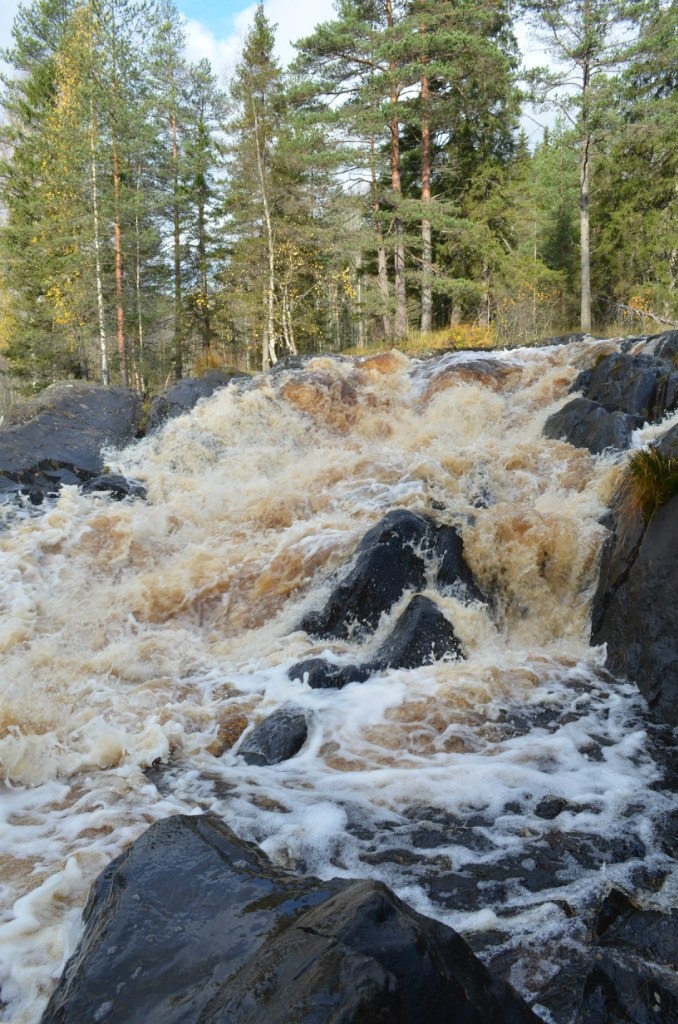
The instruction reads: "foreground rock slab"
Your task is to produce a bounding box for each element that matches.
[40,814,543,1024]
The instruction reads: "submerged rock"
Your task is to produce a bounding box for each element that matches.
[237,707,308,766]
[0,381,142,498]
[300,509,481,640]
[40,814,543,1024]
[372,593,462,669]
[81,474,147,500]
[290,594,462,690]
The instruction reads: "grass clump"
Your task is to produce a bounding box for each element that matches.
[619,447,678,524]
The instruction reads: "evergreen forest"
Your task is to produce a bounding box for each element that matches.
[0,0,675,392]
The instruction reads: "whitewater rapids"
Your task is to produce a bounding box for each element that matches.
[1,341,676,1023]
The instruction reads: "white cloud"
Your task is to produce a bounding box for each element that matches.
[182,0,336,78]
[184,17,243,80]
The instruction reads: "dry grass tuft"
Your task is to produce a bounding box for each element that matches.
[193,347,226,376]
[618,447,678,525]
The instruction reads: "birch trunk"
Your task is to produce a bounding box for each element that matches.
[251,102,277,370]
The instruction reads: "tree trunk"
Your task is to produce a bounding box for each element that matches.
[112,138,127,387]
[579,51,592,333]
[197,179,211,352]
[370,134,391,339]
[172,112,183,379]
[580,130,592,333]
[420,28,432,333]
[134,172,145,392]
[89,105,108,386]
[251,102,277,370]
[386,0,407,340]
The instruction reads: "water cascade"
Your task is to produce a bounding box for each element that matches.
[1,339,676,1023]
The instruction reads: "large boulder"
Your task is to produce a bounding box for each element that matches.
[0,381,143,499]
[592,492,678,724]
[572,352,672,421]
[146,370,247,433]
[237,707,308,766]
[300,509,482,640]
[290,594,462,690]
[40,814,542,1024]
[591,418,678,724]
[543,397,641,454]
[544,331,678,455]
[573,889,678,1024]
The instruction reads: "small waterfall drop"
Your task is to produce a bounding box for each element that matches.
[1,339,676,1023]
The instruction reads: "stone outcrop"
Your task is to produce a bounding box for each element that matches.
[592,492,678,725]
[0,381,143,501]
[543,397,642,454]
[146,370,247,433]
[40,814,542,1024]
[543,329,678,454]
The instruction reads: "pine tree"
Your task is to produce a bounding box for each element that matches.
[295,0,410,340]
[521,0,637,331]
[594,0,677,323]
[183,59,225,356]
[224,4,284,369]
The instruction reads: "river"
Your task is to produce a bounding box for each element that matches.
[1,339,676,1023]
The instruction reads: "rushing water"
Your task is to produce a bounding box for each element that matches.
[1,340,677,1024]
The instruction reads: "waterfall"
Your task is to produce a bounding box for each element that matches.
[1,340,676,1022]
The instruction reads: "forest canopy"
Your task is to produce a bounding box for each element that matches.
[0,0,676,390]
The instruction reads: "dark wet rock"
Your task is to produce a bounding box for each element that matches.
[0,481,47,505]
[573,352,661,419]
[146,370,247,433]
[576,953,678,1024]
[655,421,678,459]
[539,333,592,347]
[0,381,142,497]
[237,708,308,766]
[288,657,370,689]
[572,340,678,424]
[371,594,462,669]
[592,493,678,725]
[595,889,678,966]
[645,328,678,362]
[40,814,542,1024]
[534,797,567,820]
[291,595,461,690]
[81,474,147,500]
[543,397,641,454]
[300,509,482,640]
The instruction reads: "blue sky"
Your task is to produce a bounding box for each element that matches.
[177,0,337,74]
